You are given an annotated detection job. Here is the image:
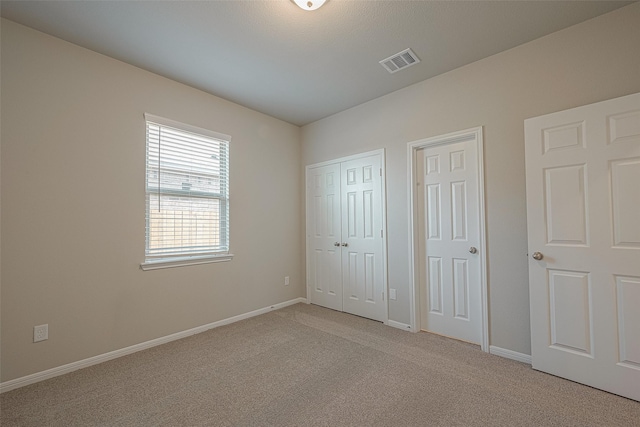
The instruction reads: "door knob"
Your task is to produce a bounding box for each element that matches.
[334,242,340,247]
[341,242,349,247]
[469,247,478,254]
[532,252,543,260]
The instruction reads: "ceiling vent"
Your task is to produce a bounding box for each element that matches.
[379,48,420,74]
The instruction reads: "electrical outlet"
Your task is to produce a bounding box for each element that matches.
[34,324,48,343]
[389,288,397,301]
[284,276,290,286]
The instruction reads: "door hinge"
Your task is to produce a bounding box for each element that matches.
[382,291,385,301]
[380,168,382,176]
[380,229,383,238]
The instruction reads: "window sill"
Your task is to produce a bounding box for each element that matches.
[140,254,234,271]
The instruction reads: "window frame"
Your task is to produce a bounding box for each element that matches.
[141,113,233,271]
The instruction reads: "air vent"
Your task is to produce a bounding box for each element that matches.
[379,48,420,74]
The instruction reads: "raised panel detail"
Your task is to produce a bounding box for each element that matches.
[348,252,358,300]
[611,158,640,248]
[326,172,334,188]
[450,150,465,172]
[453,258,469,320]
[314,196,322,237]
[326,250,339,296]
[609,110,640,145]
[426,184,441,240]
[428,257,443,314]
[347,192,356,238]
[615,276,640,369]
[314,249,322,292]
[548,270,593,356]
[365,253,375,302]
[347,168,357,185]
[451,181,467,241]
[544,165,588,246]
[363,190,373,238]
[542,121,585,153]
[363,166,373,183]
[326,194,335,237]
[426,155,440,175]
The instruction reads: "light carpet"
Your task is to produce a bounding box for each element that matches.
[1,303,639,426]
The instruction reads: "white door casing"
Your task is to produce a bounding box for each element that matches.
[306,150,388,323]
[525,92,640,401]
[408,127,489,351]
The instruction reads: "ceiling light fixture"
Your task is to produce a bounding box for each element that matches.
[292,0,327,11]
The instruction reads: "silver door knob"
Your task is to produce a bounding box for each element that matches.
[532,252,543,260]
[341,242,348,247]
[469,247,478,254]
[334,242,340,247]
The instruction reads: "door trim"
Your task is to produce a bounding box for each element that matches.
[305,148,389,325]
[407,127,489,352]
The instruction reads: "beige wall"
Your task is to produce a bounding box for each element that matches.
[0,19,303,382]
[301,3,640,355]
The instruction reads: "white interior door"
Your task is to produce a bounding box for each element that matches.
[306,151,387,323]
[306,163,342,312]
[341,155,386,322]
[525,92,640,401]
[417,138,483,345]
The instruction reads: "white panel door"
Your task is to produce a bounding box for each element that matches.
[417,140,482,344]
[525,92,640,401]
[306,151,387,323]
[341,155,386,322]
[306,163,342,312]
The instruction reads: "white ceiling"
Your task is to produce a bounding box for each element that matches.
[1,1,633,126]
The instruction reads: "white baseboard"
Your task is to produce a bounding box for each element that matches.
[489,345,532,365]
[0,297,307,394]
[387,320,414,332]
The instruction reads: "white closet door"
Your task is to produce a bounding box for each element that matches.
[525,92,640,401]
[417,140,483,344]
[341,154,386,322]
[306,151,387,323]
[306,163,342,312]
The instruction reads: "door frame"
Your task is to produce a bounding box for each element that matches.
[407,127,489,352]
[305,148,389,324]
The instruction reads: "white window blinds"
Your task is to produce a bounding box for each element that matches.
[145,114,230,261]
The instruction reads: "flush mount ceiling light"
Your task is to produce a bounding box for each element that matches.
[292,0,327,11]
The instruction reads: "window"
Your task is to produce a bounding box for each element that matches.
[141,114,232,270]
